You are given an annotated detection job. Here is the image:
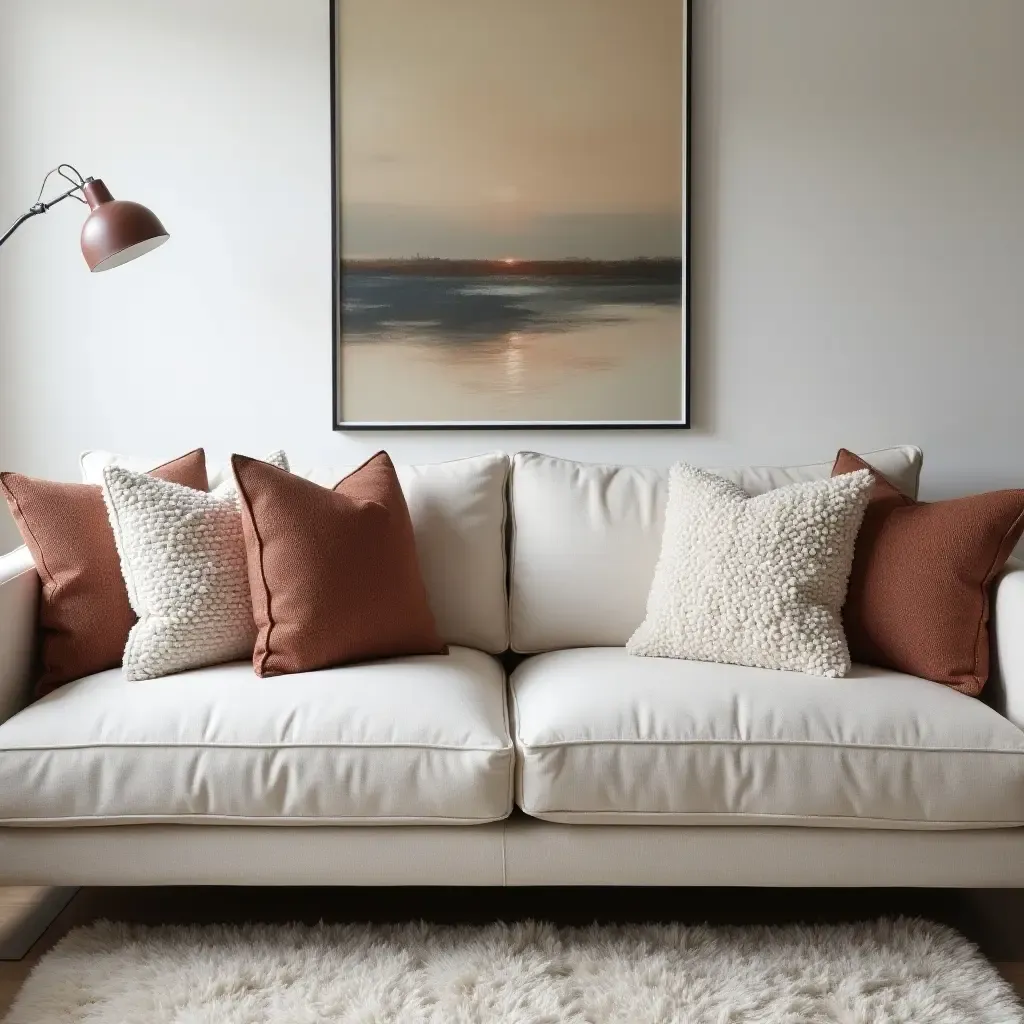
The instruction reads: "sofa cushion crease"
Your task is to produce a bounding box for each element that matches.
[503,811,1024,829]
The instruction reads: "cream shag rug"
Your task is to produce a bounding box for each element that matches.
[6,918,1021,1023]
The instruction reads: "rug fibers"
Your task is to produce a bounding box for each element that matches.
[5,917,1021,1023]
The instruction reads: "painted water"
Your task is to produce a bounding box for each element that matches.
[338,261,683,423]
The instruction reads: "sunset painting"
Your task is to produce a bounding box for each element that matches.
[334,0,688,426]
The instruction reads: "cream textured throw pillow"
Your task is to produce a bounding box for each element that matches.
[102,452,289,680]
[627,464,874,678]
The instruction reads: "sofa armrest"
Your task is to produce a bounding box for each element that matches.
[989,560,1024,731]
[0,545,37,724]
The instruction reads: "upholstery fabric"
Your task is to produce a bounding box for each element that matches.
[233,452,445,676]
[0,451,208,695]
[0,646,512,825]
[0,822,508,887]
[83,450,510,654]
[5,818,1024,887]
[500,817,1024,888]
[509,447,923,652]
[833,449,1024,694]
[0,546,38,725]
[628,465,873,677]
[101,452,287,680]
[992,563,1024,730]
[509,648,1024,828]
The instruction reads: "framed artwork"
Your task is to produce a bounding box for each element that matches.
[332,0,690,429]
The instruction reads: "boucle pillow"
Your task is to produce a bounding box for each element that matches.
[627,464,874,678]
[101,451,288,681]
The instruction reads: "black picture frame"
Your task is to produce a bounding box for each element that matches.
[331,0,692,430]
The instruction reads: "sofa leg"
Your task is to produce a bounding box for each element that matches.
[0,888,77,961]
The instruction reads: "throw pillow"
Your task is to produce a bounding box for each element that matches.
[832,448,1024,693]
[232,452,446,676]
[101,451,288,681]
[0,450,208,695]
[627,463,874,677]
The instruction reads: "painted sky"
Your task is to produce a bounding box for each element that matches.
[338,0,684,261]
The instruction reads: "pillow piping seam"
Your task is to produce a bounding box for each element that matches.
[0,477,60,688]
[0,478,57,594]
[233,462,275,678]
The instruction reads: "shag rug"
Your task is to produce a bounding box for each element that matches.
[5,918,1021,1023]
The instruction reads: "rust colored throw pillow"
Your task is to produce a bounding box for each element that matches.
[232,451,446,677]
[0,450,208,696]
[832,448,1024,694]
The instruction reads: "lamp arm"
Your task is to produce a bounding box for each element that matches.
[0,209,43,247]
[0,183,87,249]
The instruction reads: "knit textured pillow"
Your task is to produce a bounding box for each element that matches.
[627,464,874,678]
[101,451,288,680]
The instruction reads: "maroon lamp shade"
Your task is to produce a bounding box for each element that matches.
[80,178,169,273]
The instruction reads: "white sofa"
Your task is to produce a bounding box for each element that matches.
[1,446,1024,887]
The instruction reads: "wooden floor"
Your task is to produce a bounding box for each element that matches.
[1,886,1022,1014]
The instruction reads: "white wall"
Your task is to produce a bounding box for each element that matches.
[2,0,1024,552]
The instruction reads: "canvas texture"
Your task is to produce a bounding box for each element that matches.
[833,448,1024,693]
[628,464,873,677]
[101,452,287,681]
[232,452,446,677]
[0,451,208,695]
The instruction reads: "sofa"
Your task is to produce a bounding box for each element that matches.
[0,445,1023,888]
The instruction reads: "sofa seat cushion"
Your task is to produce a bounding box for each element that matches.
[510,648,1024,829]
[0,646,512,826]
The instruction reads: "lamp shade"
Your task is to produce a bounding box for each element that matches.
[80,179,169,273]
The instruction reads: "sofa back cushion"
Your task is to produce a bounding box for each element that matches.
[509,447,923,653]
[83,451,510,655]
